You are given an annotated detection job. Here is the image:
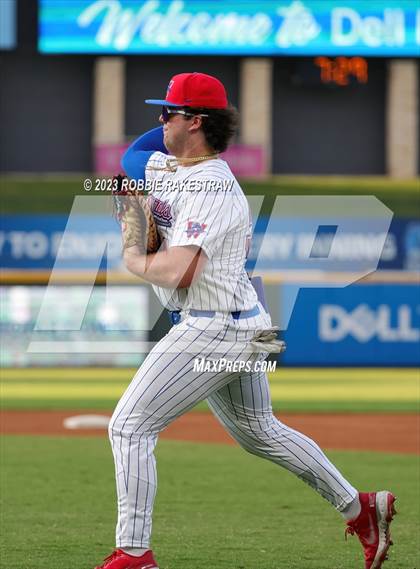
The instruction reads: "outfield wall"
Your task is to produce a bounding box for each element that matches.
[1,211,418,367]
[1,275,418,368]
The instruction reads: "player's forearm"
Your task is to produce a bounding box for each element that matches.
[123,246,201,288]
[123,248,178,287]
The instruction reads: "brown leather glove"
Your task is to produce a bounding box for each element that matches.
[112,174,160,254]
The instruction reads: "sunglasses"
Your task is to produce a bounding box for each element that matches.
[161,106,209,123]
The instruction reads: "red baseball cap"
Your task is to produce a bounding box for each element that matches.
[145,72,228,109]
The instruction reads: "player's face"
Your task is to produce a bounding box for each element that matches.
[159,112,190,154]
[159,106,200,155]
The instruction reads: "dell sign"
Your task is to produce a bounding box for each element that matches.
[282,284,420,366]
[38,0,420,56]
[319,303,419,343]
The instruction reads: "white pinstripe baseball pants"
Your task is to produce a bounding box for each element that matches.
[108,306,357,548]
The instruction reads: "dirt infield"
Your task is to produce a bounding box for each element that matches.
[1,410,419,454]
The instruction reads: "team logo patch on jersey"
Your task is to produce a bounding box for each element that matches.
[186,221,206,238]
[151,197,173,227]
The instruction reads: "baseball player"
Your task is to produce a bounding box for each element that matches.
[95,73,396,569]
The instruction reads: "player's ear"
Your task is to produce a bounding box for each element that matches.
[188,115,203,133]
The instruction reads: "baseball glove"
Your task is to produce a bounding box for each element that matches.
[249,327,286,353]
[112,174,160,254]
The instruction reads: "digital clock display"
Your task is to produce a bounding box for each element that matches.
[314,57,368,86]
[292,57,369,87]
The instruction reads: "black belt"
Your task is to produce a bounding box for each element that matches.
[169,305,260,325]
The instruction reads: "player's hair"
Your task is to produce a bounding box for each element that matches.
[186,105,239,153]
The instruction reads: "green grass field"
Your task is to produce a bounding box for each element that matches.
[1,367,419,568]
[1,436,419,569]
[1,367,418,413]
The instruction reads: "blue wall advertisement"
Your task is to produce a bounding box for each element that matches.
[1,215,419,366]
[282,284,420,366]
[0,215,419,271]
[249,216,420,272]
[38,0,420,56]
[0,214,122,271]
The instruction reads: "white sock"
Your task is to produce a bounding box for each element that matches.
[341,495,361,521]
[122,548,148,557]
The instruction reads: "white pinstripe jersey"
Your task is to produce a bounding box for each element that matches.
[146,151,258,312]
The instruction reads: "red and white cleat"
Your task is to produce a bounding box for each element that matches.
[346,491,397,569]
[94,549,159,569]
